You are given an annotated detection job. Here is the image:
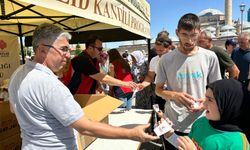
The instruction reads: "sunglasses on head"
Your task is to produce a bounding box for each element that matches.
[155,40,171,48]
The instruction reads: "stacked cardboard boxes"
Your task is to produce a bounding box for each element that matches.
[0,101,21,150]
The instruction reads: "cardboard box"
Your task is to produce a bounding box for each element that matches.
[77,116,109,149]
[0,101,20,141]
[73,94,123,150]
[0,133,21,150]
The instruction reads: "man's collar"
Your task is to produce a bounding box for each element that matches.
[239,47,250,53]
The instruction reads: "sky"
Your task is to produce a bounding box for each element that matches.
[105,0,250,48]
[148,0,250,39]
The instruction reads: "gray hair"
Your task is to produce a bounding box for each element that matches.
[238,32,250,39]
[32,23,71,51]
[200,30,213,40]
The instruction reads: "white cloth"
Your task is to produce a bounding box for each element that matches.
[131,50,145,66]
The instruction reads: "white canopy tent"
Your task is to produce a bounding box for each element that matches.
[0,0,151,63]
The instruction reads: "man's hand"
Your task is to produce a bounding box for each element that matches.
[189,98,205,112]
[227,64,239,80]
[156,110,164,118]
[124,81,137,90]
[136,83,145,91]
[173,92,195,110]
[129,124,159,142]
[96,86,103,94]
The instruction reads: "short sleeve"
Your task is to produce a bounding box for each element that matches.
[216,48,234,68]
[44,84,84,127]
[155,57,167,84]
[208,52,222,83]
[149,58,155,72]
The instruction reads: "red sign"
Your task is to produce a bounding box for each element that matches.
[0,40,7,50]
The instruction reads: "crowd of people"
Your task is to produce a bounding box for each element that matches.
[5,12,250,150]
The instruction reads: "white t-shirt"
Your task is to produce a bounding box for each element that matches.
[149,55,160,73]
[149,55,160,84]
[155,47,221,133]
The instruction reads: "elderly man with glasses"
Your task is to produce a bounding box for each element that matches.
[67,35,137,94]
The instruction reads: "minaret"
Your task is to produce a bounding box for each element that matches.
[225,0,232,25]
[248,8,250,22]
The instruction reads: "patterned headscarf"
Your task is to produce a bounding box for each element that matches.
[131,50,145,66]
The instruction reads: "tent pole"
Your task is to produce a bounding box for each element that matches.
[18,24,25,64]
[147,38,151,61]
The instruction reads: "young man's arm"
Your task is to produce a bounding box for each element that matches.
[140,71,156,88]
[216,47,238,79]
[227,64,240,79]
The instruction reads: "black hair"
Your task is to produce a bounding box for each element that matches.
[85,35,102,48]
[157,30,169,38]
[225,39,236,49]
[177,13,200,31]
[108,49,131,72]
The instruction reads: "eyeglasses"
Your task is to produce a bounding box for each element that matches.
[43,44,70,55]
[90,45,103,52]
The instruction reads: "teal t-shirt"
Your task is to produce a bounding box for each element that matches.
[189,117,249,150]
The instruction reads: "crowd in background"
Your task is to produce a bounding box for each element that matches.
[56,13,250,150]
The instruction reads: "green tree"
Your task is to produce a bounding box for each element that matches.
[75,43,82,55]
[19,47,32,57]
